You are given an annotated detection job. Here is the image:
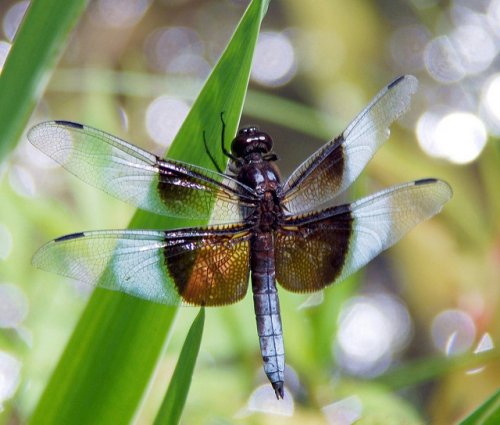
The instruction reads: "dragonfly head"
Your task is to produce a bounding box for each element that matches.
[231,126,273,159]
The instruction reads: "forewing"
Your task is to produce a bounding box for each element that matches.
[28,121,257,224]
[32,226,252,306]
[276,179,452,292]
[282,75,419,216]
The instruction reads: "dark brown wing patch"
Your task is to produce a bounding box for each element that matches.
[165,228,252,306]
[275,206,353,292]
[157,160,257,223]
[281,137,346,214]
[27,121,258,225]
[276,179,452,293]
[281,75,419,216]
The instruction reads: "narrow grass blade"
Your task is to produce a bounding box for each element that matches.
[154,308,205,425]
[374,349,499,389]
[0,0,88,160]
[29,1,269,424]
[459,389,500,425]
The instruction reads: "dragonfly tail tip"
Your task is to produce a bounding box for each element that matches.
[272,381,285,399]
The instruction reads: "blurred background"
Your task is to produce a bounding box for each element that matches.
[0,0,499,423]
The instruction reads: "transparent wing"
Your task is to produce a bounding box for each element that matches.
[276,179,452,292]
[33,226,252,306]
[282,75,419,216]
[28,121,257,224]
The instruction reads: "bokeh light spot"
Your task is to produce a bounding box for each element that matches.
[417,111,487,164]
[0,283,28,329]
[481,73,500,136]
[450,24,496,75]
[467,332,495,375]
[251,31,296,87]
[237,384,294,417]
[334,294,412,377]
[9,165,36,197]
[145,26,208,77]
[389,24,430,71]
[0,351,21,409]
[92,0,152,28]
[431,309,476,355]
[145,96,189,147]
[487,0,500,38]
[298,291,324,310]
[474,332,494,354]
[0,40,11,71]
[322,395,363,425]
[424,36,465,83]
[2,1,29,42]
[118,106,130,132]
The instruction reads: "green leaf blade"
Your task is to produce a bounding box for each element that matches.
[459,390,500,425]
[0,0,88,160]
[29,1,268,423]
[154,308,205,425]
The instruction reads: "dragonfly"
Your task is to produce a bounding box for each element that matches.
[29,75,452,399]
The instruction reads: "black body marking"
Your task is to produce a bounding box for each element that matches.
[54,232,85,242]
[388,75,405,89]
[415,178,437,185]
[54,120,84,129]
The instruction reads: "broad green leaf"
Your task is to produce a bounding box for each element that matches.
[459,389,500,425]
[29,0,269,423]
[154,308,205,425]
[0,0,88,160]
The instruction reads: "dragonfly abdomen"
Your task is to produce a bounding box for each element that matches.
[250,232,285,399]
